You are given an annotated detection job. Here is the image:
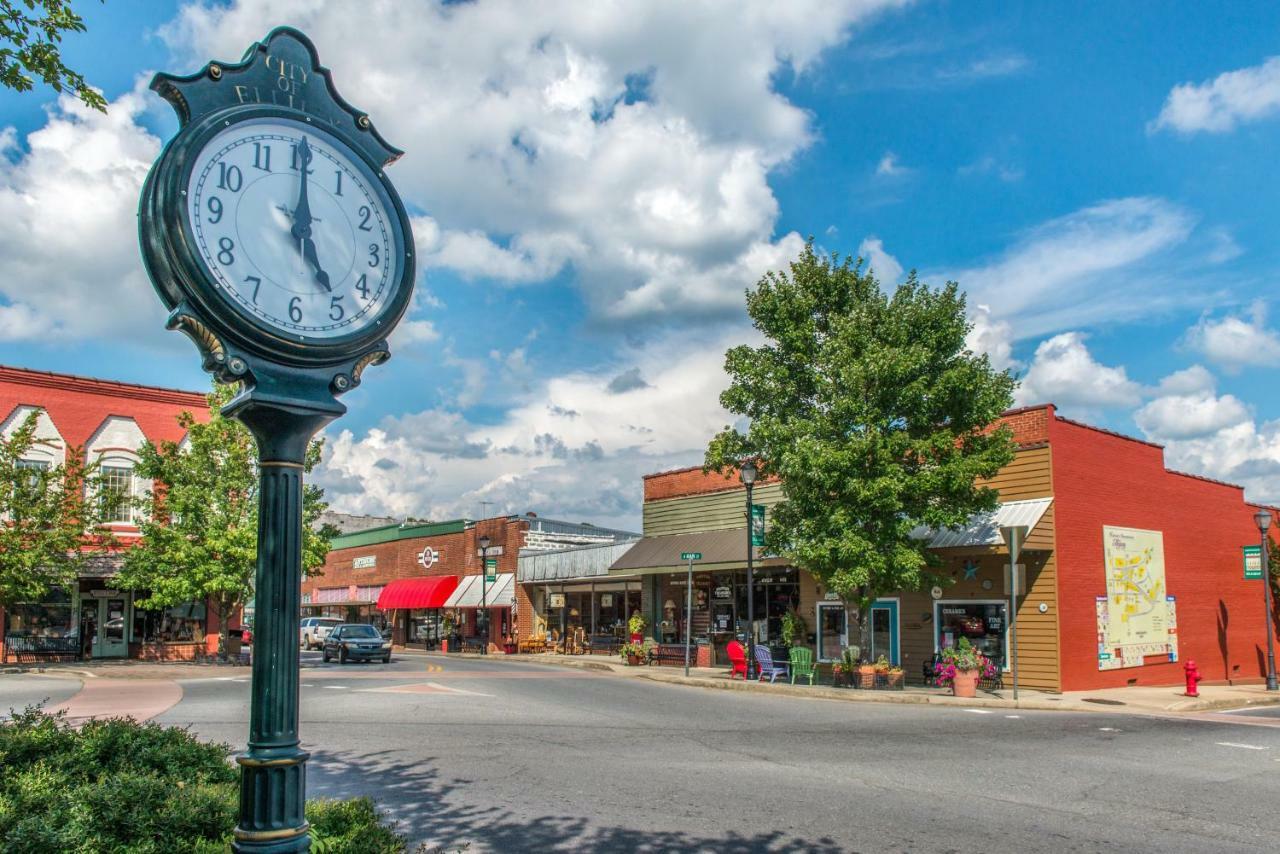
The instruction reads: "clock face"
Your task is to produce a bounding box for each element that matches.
[185,116,401,341]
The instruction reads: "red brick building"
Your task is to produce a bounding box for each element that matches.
[306,513,637,651]
[619,403,1279,692]
[0,365,223,662]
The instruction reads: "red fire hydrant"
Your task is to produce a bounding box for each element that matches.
[1184,659,1202,697]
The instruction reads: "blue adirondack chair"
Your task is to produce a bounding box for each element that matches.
[754,644,789,683]
[789,646,817,685]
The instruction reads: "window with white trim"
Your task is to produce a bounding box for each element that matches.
[99,464,136,523]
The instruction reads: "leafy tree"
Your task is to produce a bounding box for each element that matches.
[117,383,337,657]
[705,241,1017,650]
[0,410,111,607]
[1,1,105,111]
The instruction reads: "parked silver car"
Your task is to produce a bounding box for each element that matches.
[299,617,343,650]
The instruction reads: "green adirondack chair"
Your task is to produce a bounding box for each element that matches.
[789,646,816,685]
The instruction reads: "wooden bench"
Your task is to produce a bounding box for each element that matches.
[650,644,689,667]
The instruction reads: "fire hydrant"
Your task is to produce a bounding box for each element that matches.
[1184,659,1202,697]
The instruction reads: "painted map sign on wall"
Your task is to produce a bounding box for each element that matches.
[1095,526,1179,670]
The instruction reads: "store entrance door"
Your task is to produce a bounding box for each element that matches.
[869,599,899,665]
[815,601,846,662]
[95,596,129,658]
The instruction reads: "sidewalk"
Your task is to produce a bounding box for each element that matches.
[433,649,1280,715]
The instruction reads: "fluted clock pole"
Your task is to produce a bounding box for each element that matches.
[229,398,338,853]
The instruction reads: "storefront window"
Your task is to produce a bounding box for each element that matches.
[936,601,1008,669]
[408,609,444,644]
[539,585,640,638]
[4,588,75,641]
[135,602,206,643]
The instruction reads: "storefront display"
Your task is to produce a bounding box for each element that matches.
[134,601,206,643]
[936,602,1008,670]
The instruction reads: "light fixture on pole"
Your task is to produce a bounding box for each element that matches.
[740,459,758,678]
[478,533,491,652]
[999,524,1029,703]
[1253,509,1278,692]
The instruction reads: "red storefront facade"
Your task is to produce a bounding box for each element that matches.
[0,365,231,663]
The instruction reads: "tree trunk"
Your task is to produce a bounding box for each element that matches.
[217,595,232,661]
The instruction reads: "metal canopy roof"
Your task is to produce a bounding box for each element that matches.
[518,540,639,583]
[445,573,515,608]
[918,498,1053,549]
[608,528,785,576]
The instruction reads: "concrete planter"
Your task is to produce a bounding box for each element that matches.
[952,669,979,698]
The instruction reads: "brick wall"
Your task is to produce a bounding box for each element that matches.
[1049,415,1276,690]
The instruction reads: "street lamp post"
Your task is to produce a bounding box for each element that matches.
[741,460,758,679]
[1254,509,1278,692]
[479,534,491,652]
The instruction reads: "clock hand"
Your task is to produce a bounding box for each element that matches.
[299,234,331,292]
[291,136,314,242]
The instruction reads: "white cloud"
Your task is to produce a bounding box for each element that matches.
[0,81,170,343]
[315,330,744,528]
[1153,56,1280,134]
[1134,366,1279,502]
[1184,302,1280,372]
[1015,332,1142,410]
[160,0,906,324]
[935,52,1029,83]
[857,236,903,284]
[948,196,1196,340]
[966,303,1016,372]
[875,151,909,176]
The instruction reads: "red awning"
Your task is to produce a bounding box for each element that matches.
[376,576,459,610]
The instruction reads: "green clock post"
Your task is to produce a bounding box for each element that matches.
[138,29,415,851]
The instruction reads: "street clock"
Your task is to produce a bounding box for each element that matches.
[140,26,414,395]
[138,28,415,853]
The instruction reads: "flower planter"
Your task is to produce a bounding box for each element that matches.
[503,643,517,655]
[626,654,642,666]
[857,665,877,689]
[952,668,979,698]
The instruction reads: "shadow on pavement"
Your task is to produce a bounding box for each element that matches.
[307,746,841,853]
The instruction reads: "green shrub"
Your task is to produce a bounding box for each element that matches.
[307,796,406,853]
[0,708,409,853]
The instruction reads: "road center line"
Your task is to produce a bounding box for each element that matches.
[1215,741,1270,750]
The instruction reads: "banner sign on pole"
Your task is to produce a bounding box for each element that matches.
[1244,545,1263,580]
[750,505,766,547]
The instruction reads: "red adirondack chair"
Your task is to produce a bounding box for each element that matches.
[726,640,749,680]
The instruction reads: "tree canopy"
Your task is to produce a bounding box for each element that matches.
[0,1,105,111]
[117,383,337,652]
[705,241,1017,609]
[0,410,110,607]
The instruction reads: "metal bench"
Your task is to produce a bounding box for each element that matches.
[649,643,688,667]
[587,635,618,655]
[4,635,81,663]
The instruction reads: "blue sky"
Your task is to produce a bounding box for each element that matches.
[2,1,1280,528]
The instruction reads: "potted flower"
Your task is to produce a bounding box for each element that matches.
[628,611,646,644]
[932,637,995,698]
[440,615,455,653]
[780,610,808,648]
[886,662,905,690]
[832,645,860,688]
[619,641,648,666]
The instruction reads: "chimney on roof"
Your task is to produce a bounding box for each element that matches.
[526,511,537,517]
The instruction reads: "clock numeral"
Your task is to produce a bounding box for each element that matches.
[288,297,303,323]
[334,170,343,196]
[253,142,272,172]
[329,295,345,321]
[354,274,370,299]
[289,144,315,174]
[207,196,223,224]
[244,276,261,304]
[217,237,235,265]
[358,205,372,231]
[216,163,242,192]
[368,243,380,268]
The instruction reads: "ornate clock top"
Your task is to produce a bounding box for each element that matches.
[150,26,402,169]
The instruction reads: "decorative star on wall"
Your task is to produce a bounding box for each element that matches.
[962,560,979,580]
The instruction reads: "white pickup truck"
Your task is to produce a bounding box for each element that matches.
[300,617,344,650]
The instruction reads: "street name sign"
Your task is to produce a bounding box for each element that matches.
[681,552,702,561]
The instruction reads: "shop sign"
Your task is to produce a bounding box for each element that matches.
[713,586,732,600]
[930,586,943,600]
[823,591,840,601]
[549,593,566,609]
[417,547,440,569]
[353,555,376,569]
[750,505,766,547]
[476,545,505,557]
[600,594,613,607]
[1243,545,1263,580]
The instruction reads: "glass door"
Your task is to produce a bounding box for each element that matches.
[97,597,129,658]
[869,599,899,665]
[816,601,846,662]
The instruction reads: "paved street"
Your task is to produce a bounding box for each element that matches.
[9,653,1262,853]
